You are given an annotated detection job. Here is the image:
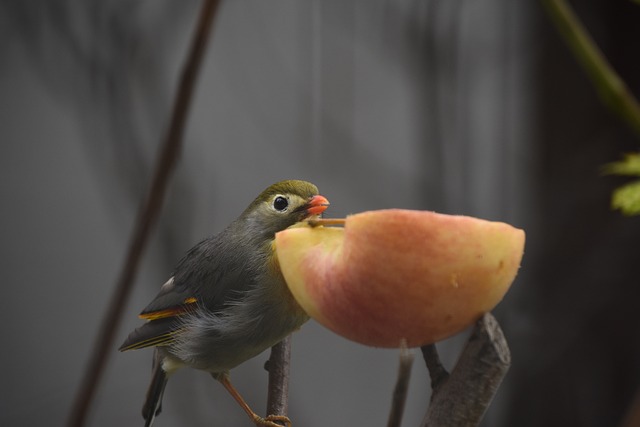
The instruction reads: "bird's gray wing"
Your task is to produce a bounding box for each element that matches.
[119,234,254,351]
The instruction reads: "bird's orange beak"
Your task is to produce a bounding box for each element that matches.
[306,195,330,216]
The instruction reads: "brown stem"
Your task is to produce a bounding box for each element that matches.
[66,1,220,426]
[421,313,511,427]
[386,341,415,427]
[265,335,292,422]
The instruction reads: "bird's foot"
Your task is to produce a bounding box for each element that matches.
[253,414,292,427]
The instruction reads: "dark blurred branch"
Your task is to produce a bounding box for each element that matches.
[265,335,292,422]
[387,341,415,427]
[541,0,640,138]
[421,313,511,427]
[67,1,220,426]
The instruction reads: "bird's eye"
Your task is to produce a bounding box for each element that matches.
[273,196,289,212]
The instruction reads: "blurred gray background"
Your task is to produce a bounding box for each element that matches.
[2,1,640,426]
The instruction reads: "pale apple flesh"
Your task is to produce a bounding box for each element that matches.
[275,209,525,348]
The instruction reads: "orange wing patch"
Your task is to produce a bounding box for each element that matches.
[138,297,198,321]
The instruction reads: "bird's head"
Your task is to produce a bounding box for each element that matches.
[240,180,329,240]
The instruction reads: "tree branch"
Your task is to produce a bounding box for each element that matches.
[265,335,292,422]
[421,313,511,427]
[421,344,449,393]
[67,2,220,426]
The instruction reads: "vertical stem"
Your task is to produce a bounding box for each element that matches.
[266,335,292,419]
[66,1,220,426]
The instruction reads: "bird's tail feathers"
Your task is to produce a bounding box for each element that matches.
[142,349,169,427]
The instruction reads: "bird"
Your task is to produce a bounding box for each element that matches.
[119,180,329,427]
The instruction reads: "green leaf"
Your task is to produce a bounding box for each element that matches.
[611,180,640,216]
[602,152,640,177]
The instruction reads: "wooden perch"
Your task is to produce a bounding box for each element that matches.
[421,313,511,427]
[265,335,293,425]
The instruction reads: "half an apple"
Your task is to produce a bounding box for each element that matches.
[275,209,525,348]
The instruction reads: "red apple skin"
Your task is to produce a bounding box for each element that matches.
[275,209,525,348]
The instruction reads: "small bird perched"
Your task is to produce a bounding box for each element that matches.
[119,180,329,427]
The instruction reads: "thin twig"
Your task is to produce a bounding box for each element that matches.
[66,2,220,426]
[307,218,346,227]
[541,0,640,137]
[265,335,292,423]
[387,341,415,427]
[420,344,449,393]
[421,313,511,427]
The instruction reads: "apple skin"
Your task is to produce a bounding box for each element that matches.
[275,209,525,348]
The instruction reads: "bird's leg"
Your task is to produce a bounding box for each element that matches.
[214,373,292,427]
[307,218,346,227]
